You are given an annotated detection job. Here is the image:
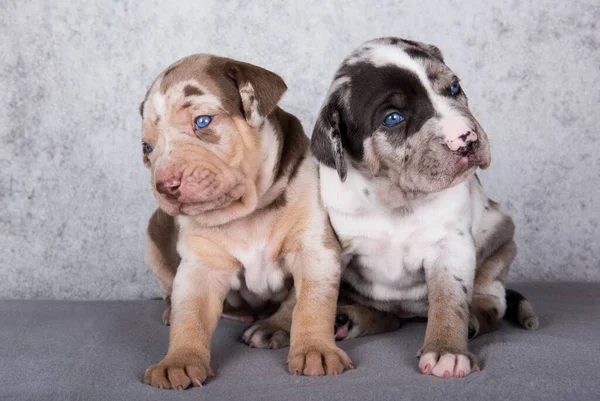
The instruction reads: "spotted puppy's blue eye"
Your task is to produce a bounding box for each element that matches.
[383,112,405,127]
[450,80,461,96]
[194,115,212,129]
[143,142,153,153]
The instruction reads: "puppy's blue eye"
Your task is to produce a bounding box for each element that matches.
[450,80,461,96]
[143,142,153,153]
[383,112,404,127]
[194,115,212,129]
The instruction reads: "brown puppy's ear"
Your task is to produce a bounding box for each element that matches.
[226,61,287,127]
[311,92,347,182]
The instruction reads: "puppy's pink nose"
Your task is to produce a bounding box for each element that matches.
[442,117,478,153]
[156,178,181,198]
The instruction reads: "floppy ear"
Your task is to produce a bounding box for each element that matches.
[226,61,287,127]
[311,93,348,182]
[425,44,444,63]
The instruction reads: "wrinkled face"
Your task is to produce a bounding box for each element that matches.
[312,38,491,195]
[140,55,286,221]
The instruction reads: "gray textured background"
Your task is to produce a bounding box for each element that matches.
[1,1,598,300]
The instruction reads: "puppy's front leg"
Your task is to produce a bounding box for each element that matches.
[418,240,479,378]
[287,244,354,376]
[144,238,236,389]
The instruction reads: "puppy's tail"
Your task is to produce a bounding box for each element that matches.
[504,288,539,330]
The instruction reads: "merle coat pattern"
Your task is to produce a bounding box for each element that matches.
[311,38,538,378]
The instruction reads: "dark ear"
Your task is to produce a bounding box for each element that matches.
[227,61,287,127]
[311,94,347,182]
[425,44,444,62]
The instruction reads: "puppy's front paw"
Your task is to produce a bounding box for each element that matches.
[144,351,214,389]
[242,321,290,349]
[287,342,354,376]
[417,348,479,378]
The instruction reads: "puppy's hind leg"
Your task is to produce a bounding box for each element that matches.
[335,303,403,340]
[242,291,296,349]
[504,288,539,331]
[469,239,538,338]
[145,209,181,326]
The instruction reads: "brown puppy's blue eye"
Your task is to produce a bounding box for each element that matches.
[383,112,404,127]
[450,80,461,96]
[194,115,212,129]
[143,142,153,153]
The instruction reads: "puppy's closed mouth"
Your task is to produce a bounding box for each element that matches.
[455,140,480,158]
[179,193,239,215]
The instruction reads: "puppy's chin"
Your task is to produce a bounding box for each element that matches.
[448,147,490,185]
[155,199,182,217]
[179,196,237,217]
[448,164,478,188]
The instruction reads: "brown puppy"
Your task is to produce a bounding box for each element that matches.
[140,55,353,389]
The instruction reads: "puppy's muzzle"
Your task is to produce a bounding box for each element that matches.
[442,116,479,154]
[454,134,480,157]
[156,178,181,199]
[155,167,245,212]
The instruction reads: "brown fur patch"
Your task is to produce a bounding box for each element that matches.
[263,192,287,211]
[184,85,204,97]
[271,109,309,183]
[421,274,469,356]
[196,127,220,144]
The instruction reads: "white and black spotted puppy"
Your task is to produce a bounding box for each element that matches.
[311,37,539,378]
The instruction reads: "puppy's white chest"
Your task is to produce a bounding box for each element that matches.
[337,212,424,280]
[230,245,285,297]
[321,164,473,308]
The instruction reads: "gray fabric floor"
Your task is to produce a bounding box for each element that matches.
[2,283,599,401]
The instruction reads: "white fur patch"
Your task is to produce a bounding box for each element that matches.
[230,244,285,298]
[151,91,166,118]
[239,82,262,127]
[320,162,486,313]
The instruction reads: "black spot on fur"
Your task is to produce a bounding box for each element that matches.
[457,230,465,236]
[453,275,463,282]
[405,47,434,60]
[398,38,420,47]
[363,188,370,196]
[462,285,468,294]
